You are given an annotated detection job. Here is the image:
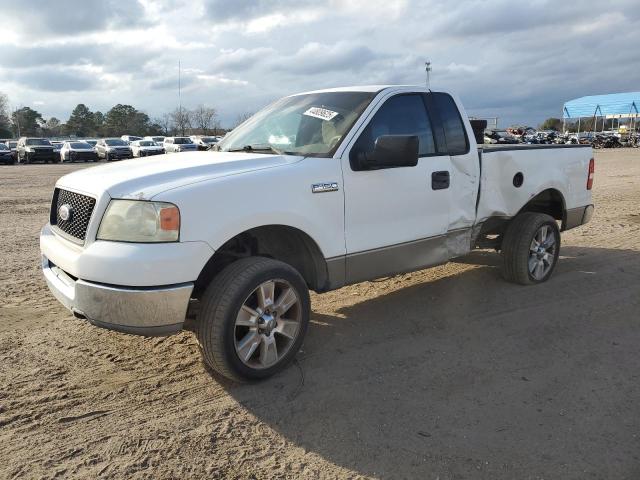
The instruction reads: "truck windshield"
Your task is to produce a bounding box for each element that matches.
[218,91,376,157]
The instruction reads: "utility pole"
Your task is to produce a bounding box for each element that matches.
[178,60,183,136]
[13,107,21,137]
[425,61,432,89]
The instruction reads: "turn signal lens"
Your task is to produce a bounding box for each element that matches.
[587,158,595,190]
[160,206,180,231]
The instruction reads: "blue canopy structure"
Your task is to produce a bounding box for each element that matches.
[563,92,640,119]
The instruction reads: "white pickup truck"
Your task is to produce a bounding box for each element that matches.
[41,86,594,381]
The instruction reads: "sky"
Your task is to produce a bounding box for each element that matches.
[1,0,639,128]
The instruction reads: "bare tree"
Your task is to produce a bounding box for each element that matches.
[154,113,174,136]
[0,92,11,136]
[169,107,192,136]
[234,112,254,128]
[43,117,62,137]
[192,105,217,135]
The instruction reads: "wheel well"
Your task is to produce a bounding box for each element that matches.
[517,188,565,223]
[475,188,566,249]
[193,225,328,298]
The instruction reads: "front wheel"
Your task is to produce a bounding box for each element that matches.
[196,257,310,382]
[501,212,560,285]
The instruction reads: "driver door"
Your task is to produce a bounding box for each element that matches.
[341,93,452,283]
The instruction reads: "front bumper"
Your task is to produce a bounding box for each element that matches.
[42,255,193,336]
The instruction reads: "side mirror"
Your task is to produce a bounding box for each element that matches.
[352,135,419,170]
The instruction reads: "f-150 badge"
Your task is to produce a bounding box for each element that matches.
[311,182,339,193]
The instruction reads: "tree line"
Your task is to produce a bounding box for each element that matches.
[0,91,228,139]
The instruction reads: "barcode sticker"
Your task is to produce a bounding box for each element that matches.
[303,107,339,121]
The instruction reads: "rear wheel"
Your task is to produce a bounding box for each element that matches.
[501,212,560,285]
[196,257,310,382]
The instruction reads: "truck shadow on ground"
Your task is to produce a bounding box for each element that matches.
[221,246,640,479]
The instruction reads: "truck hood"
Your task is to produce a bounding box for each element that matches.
[56,151,303,200]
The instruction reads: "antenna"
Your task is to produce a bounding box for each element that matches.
[178,60,182,112]
[425,61,432,89]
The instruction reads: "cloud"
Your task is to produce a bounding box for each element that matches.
[5,68,99,92]
[272,42,382,75]
[2,0,148,39]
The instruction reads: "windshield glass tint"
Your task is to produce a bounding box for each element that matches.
[0,144,8,150]
[139,141,155,146]
[201,137,216,142]
[174,137,193,144]
[26,138,51,146]
[8,142,17,147]
[218,91,376,156]
[70,142,90,148]
[105,139,127,146]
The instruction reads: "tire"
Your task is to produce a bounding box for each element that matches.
[501,212,561,285]
[196,257,310,382]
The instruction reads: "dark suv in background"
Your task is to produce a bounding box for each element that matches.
[17,137,58,163]
[0,143,15,164]
[95,138,133,161]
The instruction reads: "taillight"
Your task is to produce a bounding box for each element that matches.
[587,158,595,190]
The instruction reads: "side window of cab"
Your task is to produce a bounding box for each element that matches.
[350,94,436,170]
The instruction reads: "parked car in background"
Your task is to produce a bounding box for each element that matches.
[144,136,165,144]
[190,135,219,150]
[51,141,64,155]
[121,135,142,144]
[17,137,58,163]
[131,140,165,157]
[82,139,98,148]
[485,129,520,144]
[4,140,18,161]
[95,138,133,161]
[61,141,99,163]
[0,143,15,164]
[163,136,197,153]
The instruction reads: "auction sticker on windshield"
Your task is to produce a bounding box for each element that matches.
[303,107,339,121]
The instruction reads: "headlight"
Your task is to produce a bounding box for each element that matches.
[97,200,180,242]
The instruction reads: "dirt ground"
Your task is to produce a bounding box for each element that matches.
[0,150,639,479]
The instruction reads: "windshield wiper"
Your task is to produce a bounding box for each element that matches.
[227,144,285,155]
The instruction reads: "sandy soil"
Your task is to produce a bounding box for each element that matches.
[1,150,639,479]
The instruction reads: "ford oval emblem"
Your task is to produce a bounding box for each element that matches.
[59,204,73,222]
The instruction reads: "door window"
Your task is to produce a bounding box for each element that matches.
[352,94,436,163]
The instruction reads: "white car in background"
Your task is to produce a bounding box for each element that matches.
[144,136,165,144]
[121,135,142,144]
[131,140,165,157]
[60,141,99,162]
[190,135,218,150]
[163,136,197,153]
[51,141,64,155]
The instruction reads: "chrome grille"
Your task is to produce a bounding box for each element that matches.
[50,188,96,242]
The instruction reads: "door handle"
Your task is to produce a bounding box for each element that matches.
[431,171,450,190]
